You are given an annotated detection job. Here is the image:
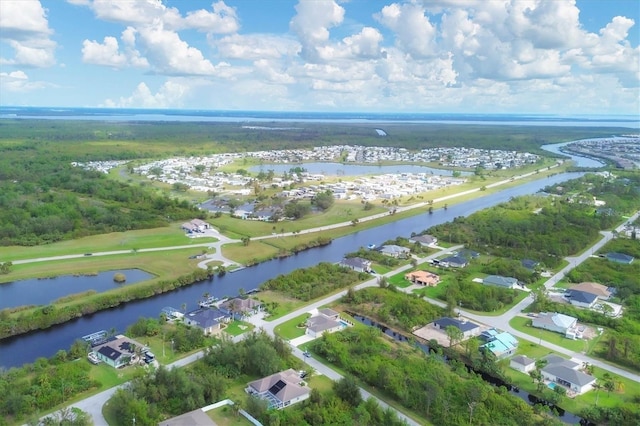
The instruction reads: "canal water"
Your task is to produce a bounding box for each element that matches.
[349,313,586,425]
[0,172,585,369]
[0,269,154,310]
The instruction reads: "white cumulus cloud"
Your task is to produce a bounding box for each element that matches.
[0,0,56,67]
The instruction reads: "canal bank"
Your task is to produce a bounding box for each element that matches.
[0,172,586,369]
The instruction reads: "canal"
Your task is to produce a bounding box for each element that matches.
[0,172,585,368]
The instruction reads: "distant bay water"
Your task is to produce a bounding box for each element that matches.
[1,107,638,128]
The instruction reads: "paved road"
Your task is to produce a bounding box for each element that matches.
[409,212,640,383]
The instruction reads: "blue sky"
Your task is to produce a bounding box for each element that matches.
[1,0,638,114]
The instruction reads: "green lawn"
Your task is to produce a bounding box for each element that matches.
[1,247,206,284]
[0,223,216,262]
[509,316,594,353]
[371,264,392,274]
[207,405,253,426]
[274,313,310,340]
[224,320,255,337]
[258,291,306,322]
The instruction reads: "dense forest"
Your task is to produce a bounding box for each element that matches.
[343,286,444,331]
[106,331,405,426]
[426,186,628,269]
[0,138,200,245]
[260,262,370,301]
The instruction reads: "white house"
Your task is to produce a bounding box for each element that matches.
[531,312,577,336]
[483,275,519,289]
[540,354,596,395]
[379,244,411,258]
[339,257,372,273]
[246,369,311,409]
[510,355,536,373]
[409,234,438,246]
[306,309,344,338]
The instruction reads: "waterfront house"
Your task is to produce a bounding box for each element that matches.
[433,317,480,339]
[379,244,411,258]
[183,307,229,335]
[540,354,596,395]
[219,297,262,320]
[246,369,311,409]
[409,234,438,246]
[480,331,518,358]
[339,257,372,273]
[510,355,536,373]
[92,335,141,368]
[306,310,344,339]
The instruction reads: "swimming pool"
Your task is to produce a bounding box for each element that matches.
[339,320,350,329]
[548,382,557,390]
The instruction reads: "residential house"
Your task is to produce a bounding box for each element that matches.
[159,409,218,426]
[569,282,611,300]
[339,257,372,273]
[521,259,539,270]
[379,244,411,258]
[457,249,480,259]
[92,336,141,368]
[433,317,480,339]
[181,219,210,233]
[246,369,311,409]
[306,308,344,338]
[605,252,634,265]
[510,355,536,373]
[483,275,519,289]
[183,307,229,335]
[480,331,518,358]
[409,234,438,246]
[540,354,596,395]
[405,270,440,286]
[566,290,598,309]
[219,297,263,320]
[531,312,577,336]
[439,256,468,268]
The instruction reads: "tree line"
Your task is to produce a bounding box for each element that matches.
[260,262,370,301]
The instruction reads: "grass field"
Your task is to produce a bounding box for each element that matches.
[207,405,253,426]
[1,247,203,284]
[274,313,311,340]
[224,320,255,337]
[0,223,216,263]
[257,291,306,322]
[509,316,595,353]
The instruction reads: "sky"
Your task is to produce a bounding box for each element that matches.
[0,0,639,115]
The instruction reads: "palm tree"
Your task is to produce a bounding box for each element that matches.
[592,381,602,406]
